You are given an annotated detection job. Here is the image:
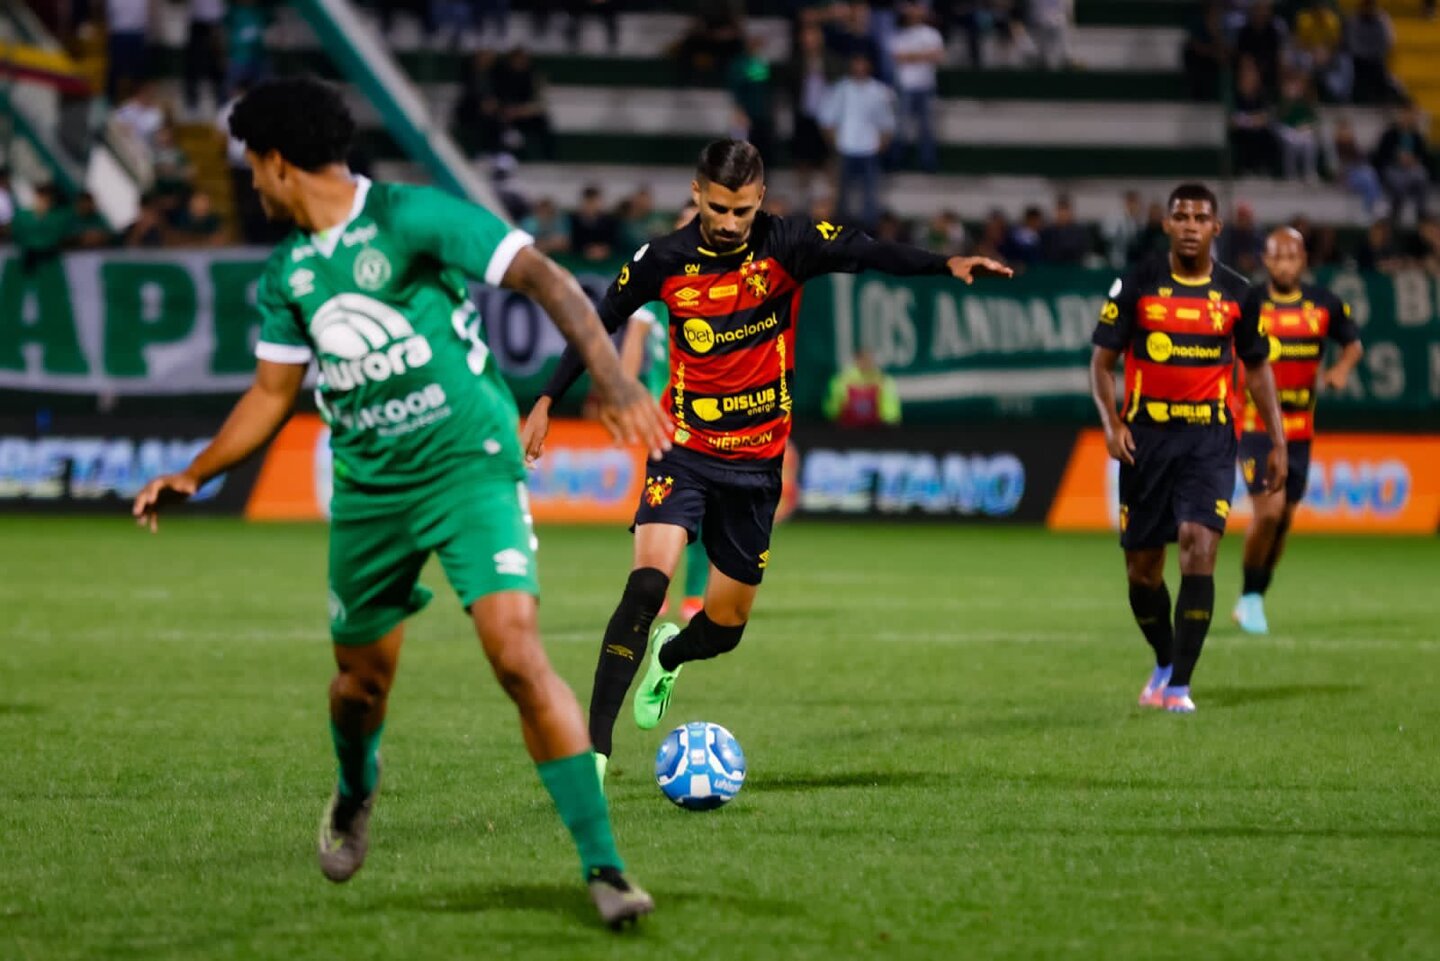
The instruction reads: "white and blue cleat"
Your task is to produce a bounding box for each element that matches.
[1232,593,1269,635]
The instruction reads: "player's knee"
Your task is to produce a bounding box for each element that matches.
[624,567,670,617]
[490,642,550,706]
[1125,558,1164,589]
[330,668,389,714]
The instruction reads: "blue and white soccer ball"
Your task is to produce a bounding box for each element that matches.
[654,721,747,810]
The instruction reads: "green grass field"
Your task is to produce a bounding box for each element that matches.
[3,518,1438,961]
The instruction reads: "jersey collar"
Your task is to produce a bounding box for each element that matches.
[1268,285,1303,303]
[310,175,372,259]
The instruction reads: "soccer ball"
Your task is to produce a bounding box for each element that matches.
[654,721,747,810]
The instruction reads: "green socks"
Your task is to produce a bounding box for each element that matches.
[683,540,709,599]
[538,751,623,876]
[330,720,383,801]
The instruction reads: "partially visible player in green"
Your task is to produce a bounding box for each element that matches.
[130,78,667,929]
[617,202,707,623]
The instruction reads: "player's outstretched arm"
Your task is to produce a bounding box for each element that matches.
[1241,358,1288,494]
[131,360,305,531]
[784,217,1013,282]
[503,246,669,460]
[1089,346,1135,465]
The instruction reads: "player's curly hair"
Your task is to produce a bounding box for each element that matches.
[229,78,355,172]
[1168,182,1218,213]
[697,139,764,191]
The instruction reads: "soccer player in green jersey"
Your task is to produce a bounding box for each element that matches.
[130,79,667,929]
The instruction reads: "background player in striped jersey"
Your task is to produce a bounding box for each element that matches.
[1089,183,1287,714]
[1232,228,1363,634]
[522,140,1010,776]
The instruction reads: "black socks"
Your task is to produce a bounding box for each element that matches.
[1127,581,1174,669]
[588,568,668,756]
[1169,575,1215,688]
[1242,566,1271,596]
[658,610,745,672]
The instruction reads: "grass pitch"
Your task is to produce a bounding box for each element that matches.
[2,518,1437,961]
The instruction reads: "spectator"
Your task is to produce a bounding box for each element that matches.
[924,208,967,256]
[874,209,910,243]
[1349,0,1400,104]
[762,194,792,218]
[68,192,113,249]
[1331,118,1384,217]
[1292,0,1351,103]
[125,195,168,248]
[493,47,556,161]
[1135,201,1168,260]
[569,0,619,51]
[1416,216,1440,273]
[1310,224,1343,266]
[12,185,72,272]
[1236,1,1286,96]
[106,0,150,101]
[226,0,269,93]
[152,126,197,219]
[819,53,896,231]
[1220,202,1264,275]
[791,23,833,204]
[1276,73,1321,182]
[1103,190,1145,269]
[520,197,571,255]
[674,1,745,87]
[889,3,943,173]
[1002,205,1043,265]
[489,153,531,224]
[974,208,1009,260]
[0,168,15,241]
[453,50,504,158]
[474,0,510,46]
[621,187,669,246]
[728,36,777,165]
[185,0,226,117]
[809,193,836,225]
[1355,217,1402,271]
[429,0,475,49]
[1374,102,1432,225]
[947,1,1020,70]
[170,191,226,247]
[113,81,166,151]
[1040,194,1091,264]
[216,83,274,244]
[569,185,620,261]
[823,3,883,76]
[824,349,901,427]
[1027,0,1073,71]
[1182,0,1230,101]
[1229,56,1278,177]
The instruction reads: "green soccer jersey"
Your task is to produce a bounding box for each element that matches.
[254,178,533,492]
[636,301,670,400]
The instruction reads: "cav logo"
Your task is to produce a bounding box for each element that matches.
[311,294,433,390]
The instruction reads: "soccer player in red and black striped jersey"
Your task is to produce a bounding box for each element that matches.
[1089,183,1287,714]
[1231,227,1362,635]
[523,139,1011,771]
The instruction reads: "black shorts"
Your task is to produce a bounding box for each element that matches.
[1239,434,1311,504]
[633,446,782,586]
[1118,424,1237,550]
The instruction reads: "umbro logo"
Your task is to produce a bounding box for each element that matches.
[493,548,530,577]
[289,268,316,297]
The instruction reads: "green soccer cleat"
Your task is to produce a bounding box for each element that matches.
[587,866,655,930]
[633,621,682,731]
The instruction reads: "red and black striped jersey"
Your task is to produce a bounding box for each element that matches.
[1234,283,1358,441]
[543,212,949,464]
[1092,256,1263,429]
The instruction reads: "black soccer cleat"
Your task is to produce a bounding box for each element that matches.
[317,765,380,883]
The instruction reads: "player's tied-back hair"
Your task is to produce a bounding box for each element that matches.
[696,139,764,191]
[229,77,356,172]
[1168,182,1219,213]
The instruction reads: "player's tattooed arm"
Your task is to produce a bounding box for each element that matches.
[132,360,305,531]
[1089,346,1135,466]
[503,246,669,460]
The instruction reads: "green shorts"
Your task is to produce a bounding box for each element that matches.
[327,470,539,646]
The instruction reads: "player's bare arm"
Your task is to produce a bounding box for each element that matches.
[1323,340,1365,391]
[132,359,306,531]
[1089,345,1135,465]
[1242,358,1288,495]
[503,246,669,460]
